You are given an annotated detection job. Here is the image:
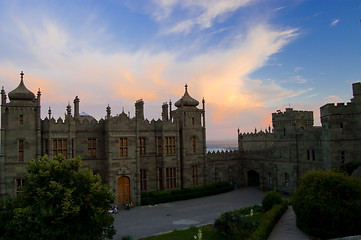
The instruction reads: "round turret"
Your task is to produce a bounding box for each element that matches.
[175,84,199,107]
[8,71,35,101]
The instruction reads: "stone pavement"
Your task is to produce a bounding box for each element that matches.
[112,187,265,239]
[267,206,309,240]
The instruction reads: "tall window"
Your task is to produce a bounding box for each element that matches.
[158,168,163,190]
[120,138,128,157]
[192,117,195,126]
[53,139,67,157]
[312,149,315,161]
[44,139,49,156]
[307,149,310,160]
[18,140,24,162]
[15,178,25,196]
[19,115,24,125]
[71,139,74,158]
[191,136,196,153]
[157,137,162,156]
[165,137,176,154]
[87,138,96,157]
[341,151,345,164]
[140,169,147,191]
[138,137,146,155]
[192,165,198,186]
[269,172,272,185]
[285,172,288,188]
[166,167,176,189]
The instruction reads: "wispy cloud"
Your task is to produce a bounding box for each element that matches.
[331,18,340,26]
[152,0,254,34]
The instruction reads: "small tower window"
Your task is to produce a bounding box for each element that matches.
[18,140,24,162]
[192,117,195,126]
[285,172,288,188]
[19,115,24,125]
[191,136,196,153]
[283,127,286,136]
[307,149,310,160]
[341,151,345,164]
[312,149,315,161]
[340,122,344,134]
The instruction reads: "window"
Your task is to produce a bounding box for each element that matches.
[15,178,25,196]
[192,165,198,186]
[307,149,310,160]
[140,169,147,191]
[138,137,146,155]
[18,140,24,162]
[157,137,162,156]
[165,137,176,154]
[158,168,163,190]
[312,149,315,161]
[341,151,345,164]
[87,138,96,157]
[119,138,128,157]
[19,115,24,125]
[191,136,196,153]
[192,117,195,126]
[166,167,176,189]
[71,139,74,158]
[53,139,67,157]
[283,128,286,136]
[44,139,49,156]
[269,172,272,185]
[340,122,344,134]
[285,173,288,188]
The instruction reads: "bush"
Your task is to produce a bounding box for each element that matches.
[261,190,282,211]
[213,205,262,239]
[292,170,361,239]
[250,200,288,240]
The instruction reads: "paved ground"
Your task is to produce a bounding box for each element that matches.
[112,187,266,239]
[267,206,309,240]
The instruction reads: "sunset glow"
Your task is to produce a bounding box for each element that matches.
[0,0,360,140]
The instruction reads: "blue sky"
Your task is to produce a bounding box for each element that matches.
[0,0,360,141]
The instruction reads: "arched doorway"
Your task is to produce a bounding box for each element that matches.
[247,170,260,186]
[117,176,130,204]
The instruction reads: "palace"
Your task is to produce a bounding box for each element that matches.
[1,71,361,203]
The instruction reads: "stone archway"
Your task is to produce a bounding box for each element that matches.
[117,176,130,204]
[247,170,260,186]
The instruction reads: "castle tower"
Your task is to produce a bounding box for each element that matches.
[172,84,206,188]
[0,71,41,197]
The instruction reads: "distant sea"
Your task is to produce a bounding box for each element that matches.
[207,139,238,153]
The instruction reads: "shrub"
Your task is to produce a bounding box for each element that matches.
[292,170,361,239]
[261,190,282,211]
[213,205,262,239]
[250,200,288,240]
[336,162,361,175]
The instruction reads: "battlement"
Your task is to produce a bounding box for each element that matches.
[272,108,313,122]
[320,102,354,117]
[207,150,240,161]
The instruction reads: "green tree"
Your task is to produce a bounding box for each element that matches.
[292,170,361,239]
[1,155,115,240]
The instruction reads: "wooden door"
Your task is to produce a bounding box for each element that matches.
[117,176,130,204]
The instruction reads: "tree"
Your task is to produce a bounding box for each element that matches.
[292,170,361,239]
[1,155,116,240]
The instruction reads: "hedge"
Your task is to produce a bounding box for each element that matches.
[249,200,289,240]
[141,182,234,205]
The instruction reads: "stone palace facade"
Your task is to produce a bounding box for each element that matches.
[1,71,361,203]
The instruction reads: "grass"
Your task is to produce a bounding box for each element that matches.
[139,225,225,240]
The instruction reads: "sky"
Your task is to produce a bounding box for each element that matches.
[0,0,360,141]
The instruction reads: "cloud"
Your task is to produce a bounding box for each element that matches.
[0,2,302,139]
[331,18,340,26]
[152,0,254,34]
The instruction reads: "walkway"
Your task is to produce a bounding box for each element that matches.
[267,206,309,240]
[112,187,265,239]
